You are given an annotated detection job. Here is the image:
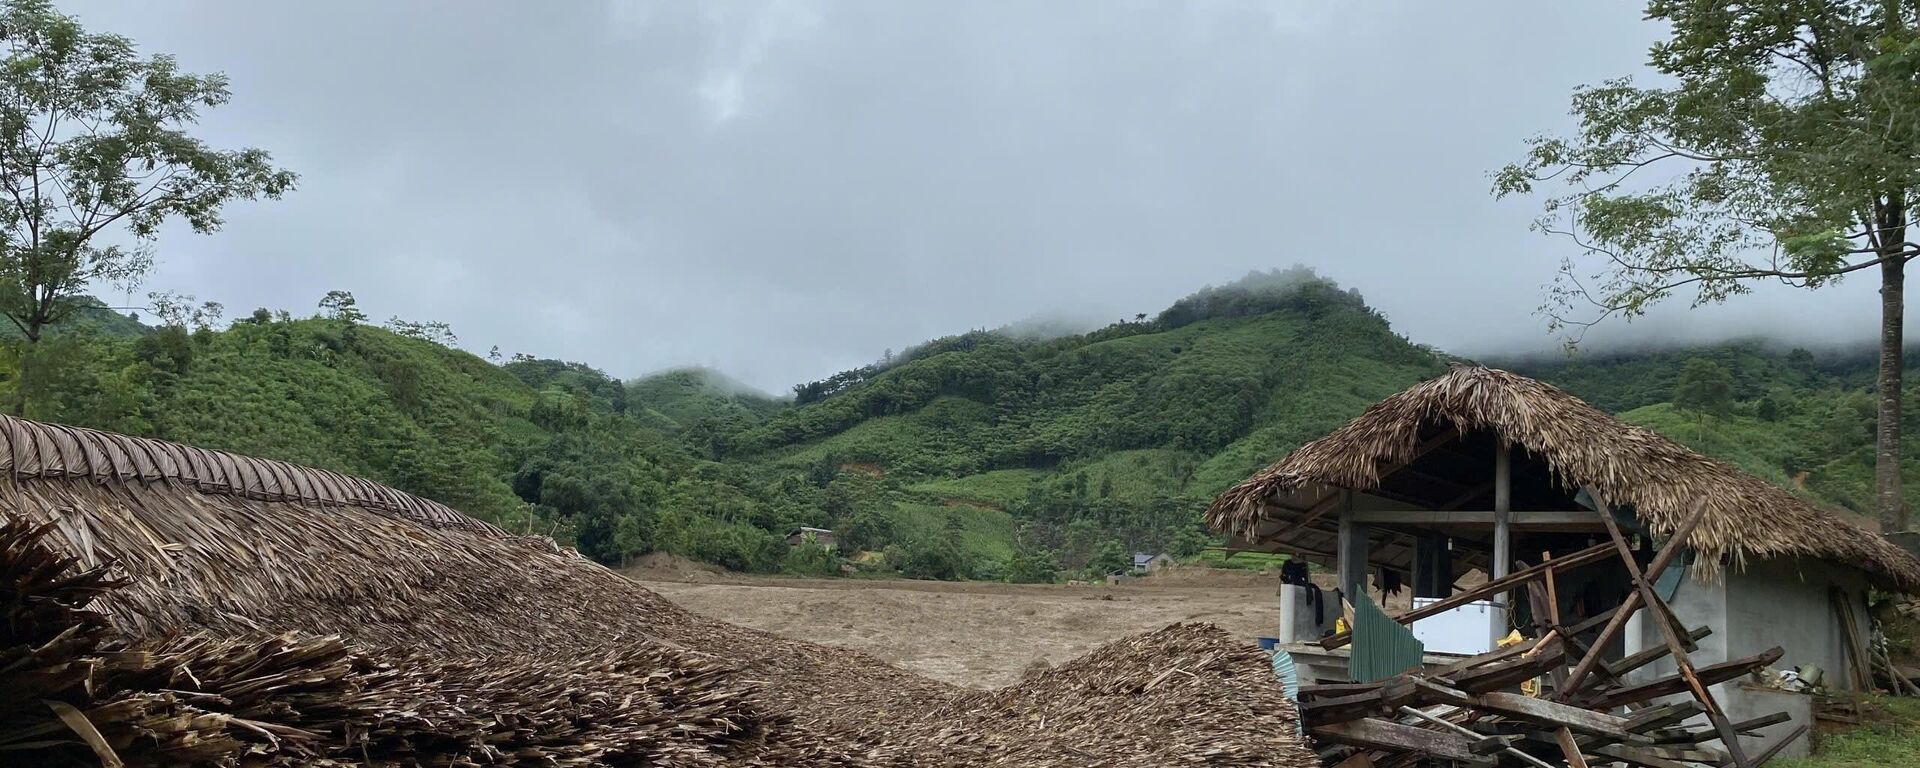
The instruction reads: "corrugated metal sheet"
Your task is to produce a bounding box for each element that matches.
[1348,593,1425,683]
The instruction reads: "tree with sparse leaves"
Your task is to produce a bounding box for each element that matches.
[1495,1,1920,532]
[318,290,364,324]
[1673,358,1735,421]
[0,0,293,413]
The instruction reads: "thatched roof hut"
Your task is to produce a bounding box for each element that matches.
[1207,365,1920,592]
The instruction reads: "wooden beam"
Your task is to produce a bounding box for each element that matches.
[1554,728,1592,768]
[1311,718,1492,766]
[1603,625,1713,679]
[1254,489,1347,545]
[1319,541,1617,649]
[1589,647,1785,709]
[1587,744,1707,768]
[1646,711,1792,745]
[1300,676,1421,726]
[1751,725,1808,766]
[1449,640,1568,693]
[1438,480,1496,510]
[1386,464,1476,493]
[1396,706,1558,768]
[1384,430,1462,476]
[1558,499,1709,696]
[1623,702,1705,733]
[1832,587,1874,692]
[1412,531,1449,598]
[1347,510,1611,527]
[1412,679,1642,742]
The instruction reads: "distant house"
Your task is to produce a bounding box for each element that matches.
[1131,552,1176,574]
[785,527,837,550]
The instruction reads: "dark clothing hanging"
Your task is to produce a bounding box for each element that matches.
[1379,567,1405,597]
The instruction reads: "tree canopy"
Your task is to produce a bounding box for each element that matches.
[0,0,293,412]
[1494,0,1920,531]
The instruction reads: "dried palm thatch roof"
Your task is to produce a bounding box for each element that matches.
[0,415,495,535]
[1207,365,1920,591]
[0,413,1316,766]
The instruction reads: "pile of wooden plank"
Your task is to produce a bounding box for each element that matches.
[1297,503,1808,767]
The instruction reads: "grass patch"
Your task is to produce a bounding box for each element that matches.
[891,502,1017,563]
[1778,697,1920,767]
[909,469,1047,509]
[1190,549,1290,571]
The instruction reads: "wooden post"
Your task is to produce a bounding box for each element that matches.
[1413,532,1450,598]
[1337,489,1368,607]
[1491,441,1512,647]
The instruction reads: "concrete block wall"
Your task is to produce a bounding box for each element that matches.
[1624,555,1865,760]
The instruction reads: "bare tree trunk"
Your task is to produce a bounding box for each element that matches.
[1877,247,1906,533]
[10,323,38,418]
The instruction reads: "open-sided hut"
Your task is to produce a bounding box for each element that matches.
[1208,365,1920,760]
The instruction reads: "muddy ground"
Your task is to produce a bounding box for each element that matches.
[627,556,1316,688]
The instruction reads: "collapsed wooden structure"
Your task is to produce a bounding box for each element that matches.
[1297,505,1806,767]
[1208,366,1920,766]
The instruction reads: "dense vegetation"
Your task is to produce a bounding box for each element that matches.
[7,270,1912,580]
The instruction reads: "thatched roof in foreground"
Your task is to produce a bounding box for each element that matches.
[1207,365,1920,592]
[0,415,496,535]
[0,414,1316,767]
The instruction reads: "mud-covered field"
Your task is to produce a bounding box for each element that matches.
[630,560,1288,688]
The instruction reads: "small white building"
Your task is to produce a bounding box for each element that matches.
[784,526,837,550]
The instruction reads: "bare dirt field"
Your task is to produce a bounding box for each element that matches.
[628,560,1289,688]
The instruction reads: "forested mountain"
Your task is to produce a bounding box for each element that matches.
[10,270,1912,580]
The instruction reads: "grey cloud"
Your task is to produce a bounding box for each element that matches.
[58,1,1884,391]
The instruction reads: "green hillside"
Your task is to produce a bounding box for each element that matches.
[626,367,784,430]
[7,276,1911,582]
[700,270,1447,573]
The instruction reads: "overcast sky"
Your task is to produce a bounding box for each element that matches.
[59,1,1892,393]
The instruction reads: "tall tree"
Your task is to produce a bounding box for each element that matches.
[1673,358,1734,419]
[0,0,294,413]
[1494,1,1920,532]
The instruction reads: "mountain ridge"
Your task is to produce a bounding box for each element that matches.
[8,273,1908,579]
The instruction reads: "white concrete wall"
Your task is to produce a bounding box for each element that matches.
[1624,564,1727,681]
[1624,556,1868,761]
[1724,556,1870,691]
[1278,583,1331,644]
